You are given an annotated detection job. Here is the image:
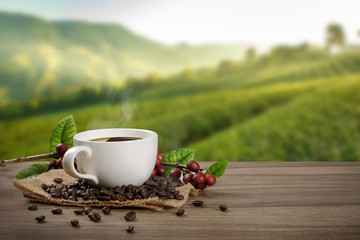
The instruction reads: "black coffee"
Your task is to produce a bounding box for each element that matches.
[90,137,142,142]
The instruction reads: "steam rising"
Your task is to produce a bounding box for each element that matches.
[86,85,137,130]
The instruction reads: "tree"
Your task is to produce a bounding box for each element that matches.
[325,23,346,53]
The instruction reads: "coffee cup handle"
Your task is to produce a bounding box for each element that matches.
[62,146,99,185]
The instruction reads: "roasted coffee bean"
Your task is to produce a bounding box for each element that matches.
[140,189,149,198]
[219,204,228,211]
[176,195,184,200]
[175,208,185,216]
[50,192,61,198]
[35,215,45,222]
[126,226,134,233]
[28,205,37,210]
[54,178,63,184]
[62,190,70,199]
[126,193,134,200]
[77,190,86,197]
[127,184,134,191]
[68,188,76,194]
[90,188,100,194]
[83,207,92,215]
[192,200,204,207]
[101,190,113,197]
[113,186,121,193]
[115,194,124,201]
[41,184,48,191]
[74,209,84,215]
[50,187,61,193]
[69,196,77,201]
[103,196,112,201]
[88,212,101,222]
[124,210,136,221]
[70,219,79,227]
[134,188,141,195]
[52,208,62,214]
[102,206,111,215]
[158,191,167,197]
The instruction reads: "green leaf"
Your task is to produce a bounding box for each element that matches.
[205,159,228,178]
[15,163,48,180]
[49,115,77,152]
[162,148,195,177]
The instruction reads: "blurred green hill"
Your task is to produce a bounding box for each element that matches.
[0,11,245,102]
[1,42,359,161]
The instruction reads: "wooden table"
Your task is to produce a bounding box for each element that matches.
[0,162,359,240]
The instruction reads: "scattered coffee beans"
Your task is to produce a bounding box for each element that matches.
[192,200,204,207]
[126,226,134,233]
[35,215,45,222]
[41,176,184,202]
[124,210,136,221]
[219,204,228,211]
[88,212,101,222]
[54,178,63,184]
[175,208,185,216]
[102,206,111,215]
[70,219,79,227]
[83,207,92,215]
[28,205,37,210]
[52,208,62,214]
[74,209,84,215]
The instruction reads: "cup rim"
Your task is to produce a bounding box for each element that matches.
[73,128,157,144]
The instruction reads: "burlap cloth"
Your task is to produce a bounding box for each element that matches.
[13,169,198,211]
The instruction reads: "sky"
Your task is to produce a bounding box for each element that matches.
[0,0,359,48]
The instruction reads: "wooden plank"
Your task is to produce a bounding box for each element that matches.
[0,162,359,240]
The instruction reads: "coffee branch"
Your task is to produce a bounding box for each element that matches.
[0,152,58,166]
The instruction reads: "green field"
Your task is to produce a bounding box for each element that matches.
[1,48,360,161]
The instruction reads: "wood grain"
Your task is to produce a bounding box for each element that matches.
[0,162,359,240]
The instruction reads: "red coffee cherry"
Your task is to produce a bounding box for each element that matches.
[155,158,161,168]
[169,169,181,180]
[186,160,200,172]
[156,166,165,176]
[56,157,63,168]
[151,168,157,177]
[56,143,67,155]
[196,182,207,190]
[183,173,193,184]
[47,161,56,170]
[205,173,216,186]
[192,172,206,185]
[157,154,164,161]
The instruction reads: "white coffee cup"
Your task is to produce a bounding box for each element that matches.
[62,128,158,188]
